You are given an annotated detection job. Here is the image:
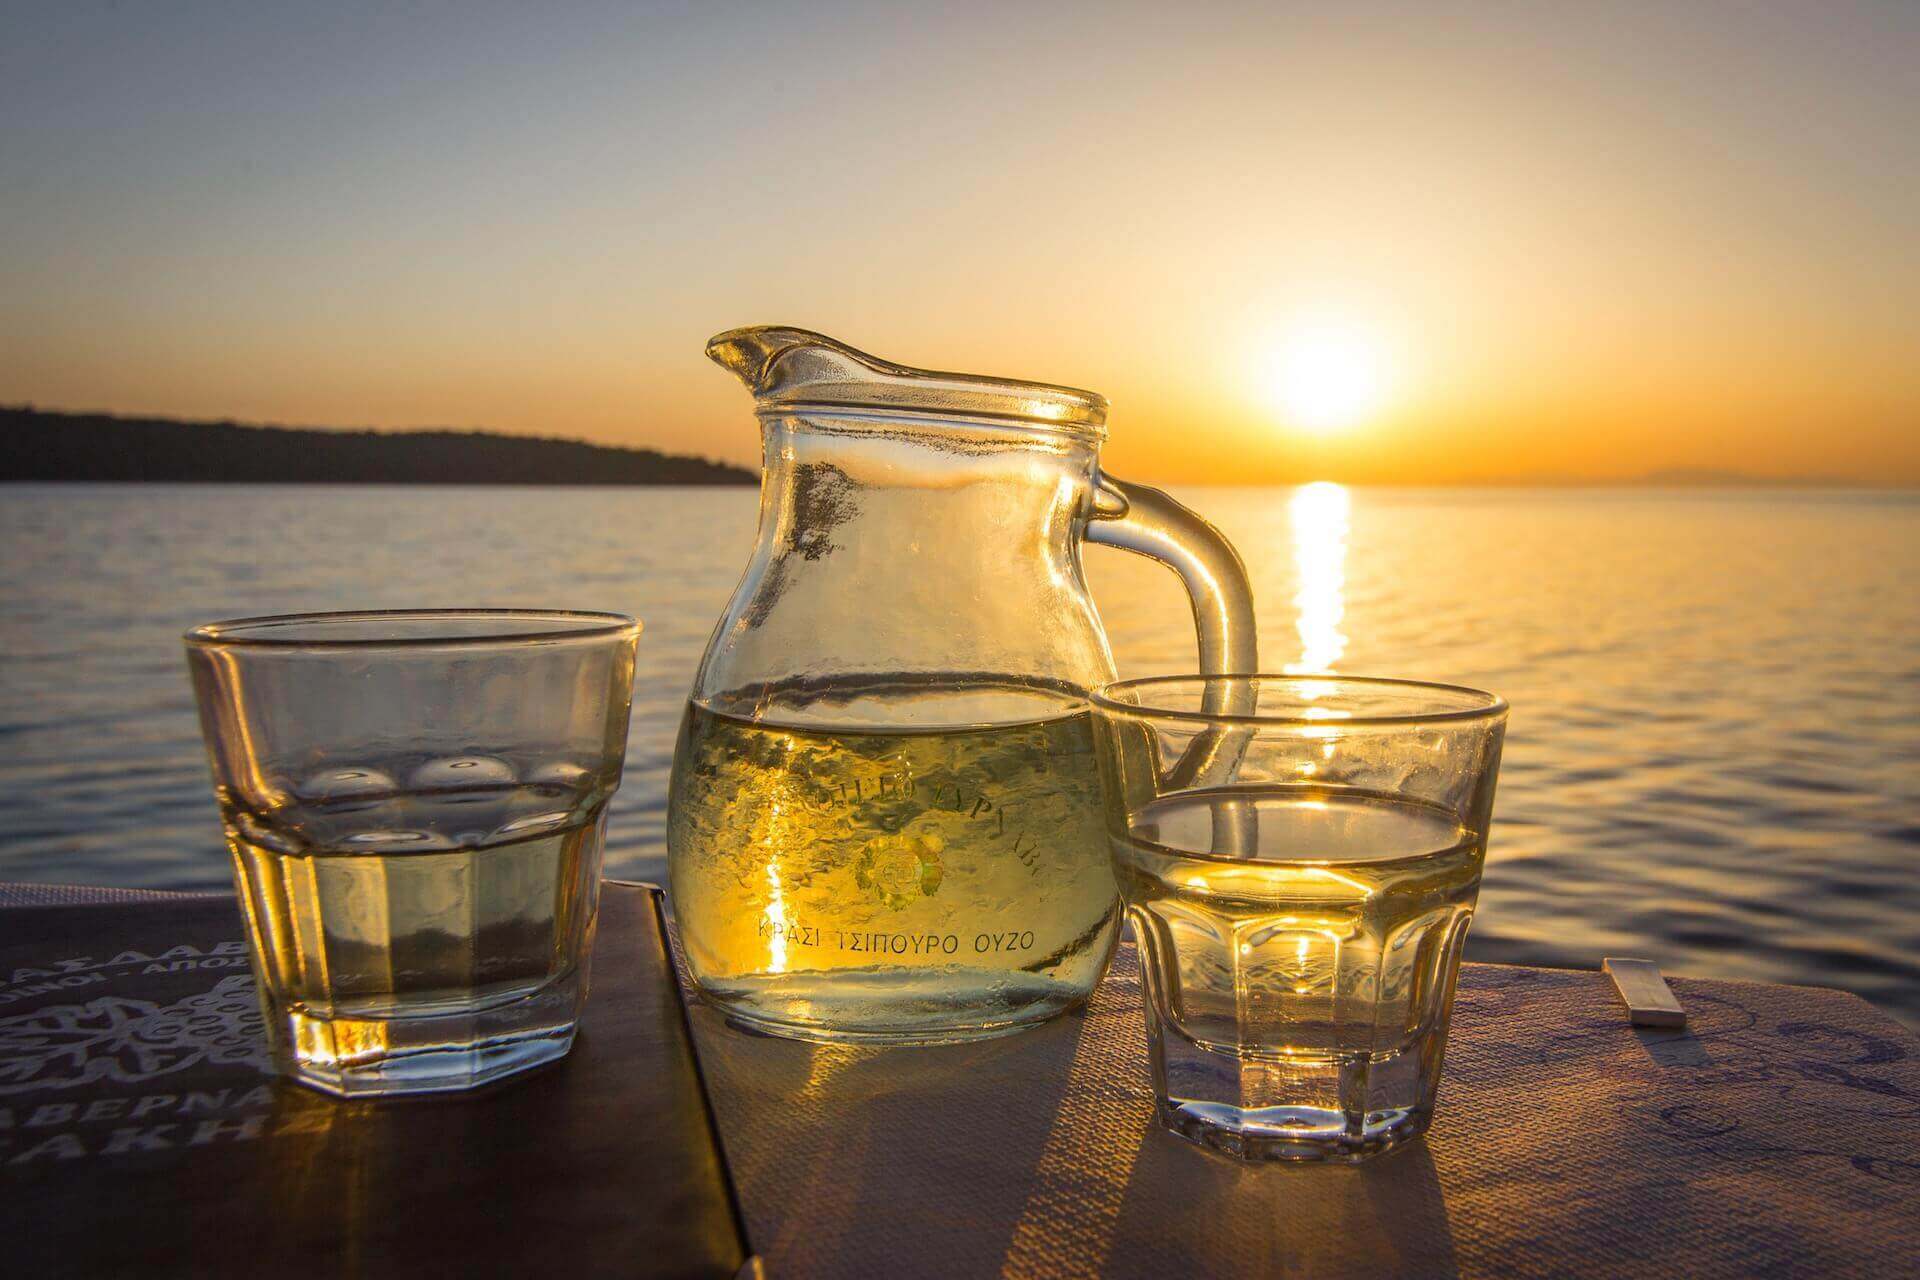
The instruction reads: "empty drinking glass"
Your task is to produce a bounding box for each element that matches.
[1093,675,1507,1161]
[185,610,640,1097]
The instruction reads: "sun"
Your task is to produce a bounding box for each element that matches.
[1270,323,1391,433]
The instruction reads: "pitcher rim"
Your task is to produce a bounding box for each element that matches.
[753,402,1111,444]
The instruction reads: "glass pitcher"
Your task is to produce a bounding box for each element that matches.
[667,326,1256,1043]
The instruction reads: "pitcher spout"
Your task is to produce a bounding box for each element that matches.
[704,324,1108,435]
[705,326,891,398]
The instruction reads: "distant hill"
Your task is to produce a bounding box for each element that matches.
[0,405,755,485]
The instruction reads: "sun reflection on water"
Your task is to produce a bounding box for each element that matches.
[1286,482,1350,674]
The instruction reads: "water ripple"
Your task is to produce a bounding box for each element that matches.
[2,483,1916,1027]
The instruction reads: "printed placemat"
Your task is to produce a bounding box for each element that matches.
[1,882,749,1279]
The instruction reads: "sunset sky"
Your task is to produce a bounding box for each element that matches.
[3,1,1916,484]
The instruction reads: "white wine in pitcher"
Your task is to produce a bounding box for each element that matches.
[668,687,1121,1042]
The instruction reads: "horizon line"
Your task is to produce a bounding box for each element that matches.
[5,400,1909,492]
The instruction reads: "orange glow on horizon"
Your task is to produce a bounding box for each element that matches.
[0,5,1914,488]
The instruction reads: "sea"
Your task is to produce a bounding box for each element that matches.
[3,484,1916,1026]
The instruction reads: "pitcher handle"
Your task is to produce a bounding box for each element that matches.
[1086,473,1258,682]
[1086,473,1259,844]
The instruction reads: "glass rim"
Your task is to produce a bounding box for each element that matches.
[183,608,641,650]
[1090,673,1508,728]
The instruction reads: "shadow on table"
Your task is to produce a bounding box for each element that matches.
[694,989,1458,1277]
[692,1001,1114,1274]
[1102,1127,1459,1278]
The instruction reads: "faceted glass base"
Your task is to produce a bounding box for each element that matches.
[266,971,586,1098]
[1158,1096,1431,1162]
[1150,1018,1450,1163]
